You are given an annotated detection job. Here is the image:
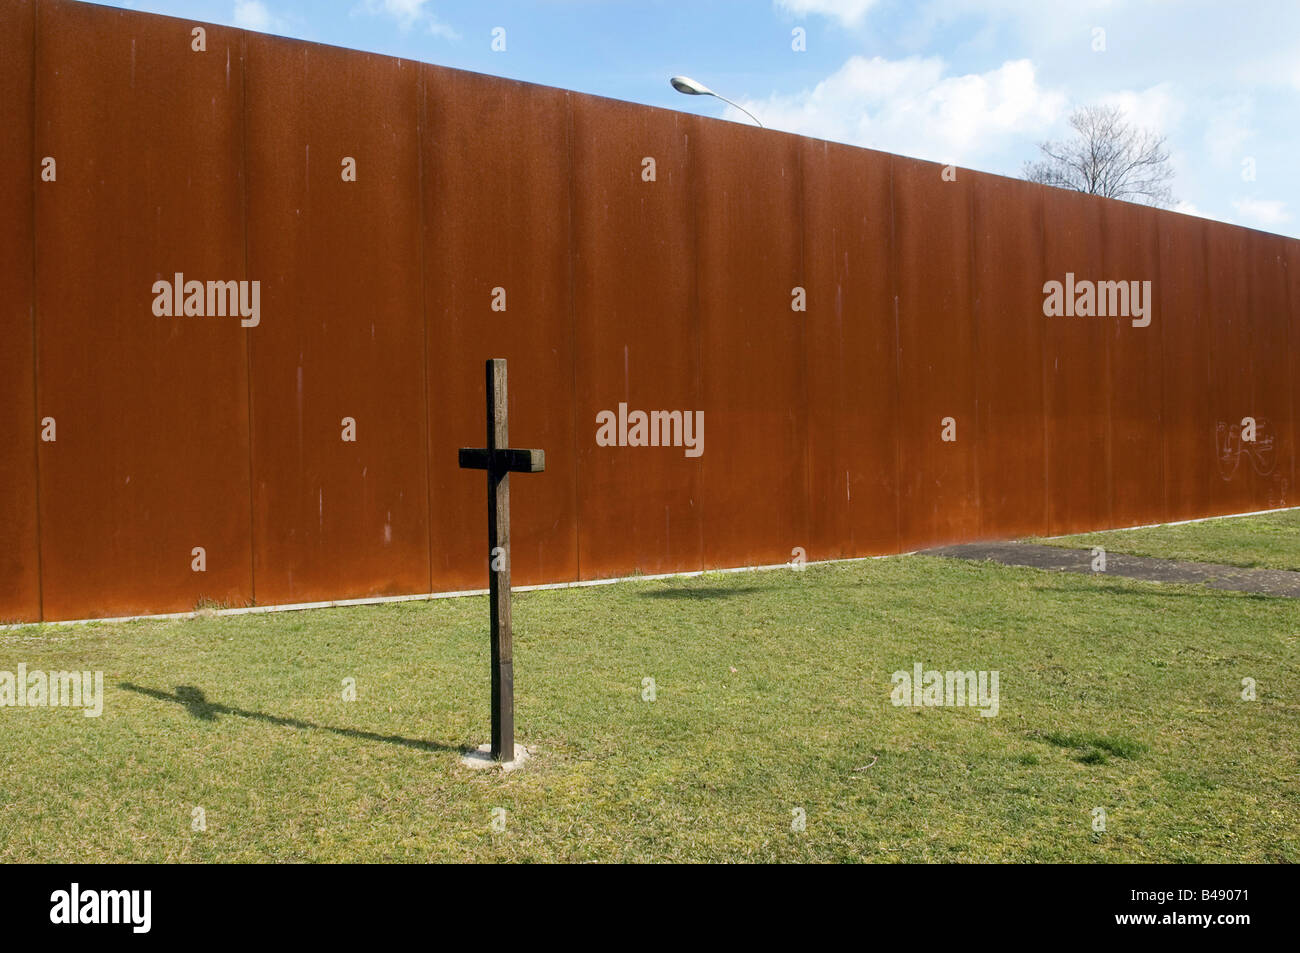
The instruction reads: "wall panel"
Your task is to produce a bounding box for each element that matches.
[570,95,702,579]
[34,1,251,620]
[1104,199,1165,528]
[1289,241,1300,512]
[0,0,39,622]
[422,66,578,591]
[1246,230,1293,510]
[892,159,979,550]
[692,122,807,569]
[1158,214,1214,523]
[801,141,898,559]
[244,35,429,605]
[1041,190,1110,535]
[1204,225,1256,515]
[971,171,1048,539]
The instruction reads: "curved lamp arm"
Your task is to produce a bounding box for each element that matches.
[669,75,763,128]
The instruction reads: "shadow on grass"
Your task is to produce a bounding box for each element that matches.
[1029,583,1226,599]
[119,682,458,753]
[1036,730,1146,764]
[640,586,768,600]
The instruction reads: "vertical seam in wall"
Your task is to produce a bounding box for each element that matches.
[417,65,433,594]
[30,0,44,621]
[240,32,257,605]
[564,92,581,583]
[888,158,902,554]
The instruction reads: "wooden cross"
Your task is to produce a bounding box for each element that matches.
[457,359,545,761]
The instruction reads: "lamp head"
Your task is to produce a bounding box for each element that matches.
[670,75,713,96]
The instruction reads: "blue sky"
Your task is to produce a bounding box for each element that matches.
[103,0,1299,237]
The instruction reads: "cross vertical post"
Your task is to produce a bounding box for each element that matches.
[486,358,512,761]
[457,359,546,762]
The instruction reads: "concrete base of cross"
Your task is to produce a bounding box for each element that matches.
[460,743,531,772]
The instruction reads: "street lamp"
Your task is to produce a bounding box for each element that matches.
[669,75,763,128]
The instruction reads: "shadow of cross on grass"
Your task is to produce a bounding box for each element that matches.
[640,585,768,600]
[119,683,458,753]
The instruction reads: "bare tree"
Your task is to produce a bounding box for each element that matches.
[1023,104,1175,207]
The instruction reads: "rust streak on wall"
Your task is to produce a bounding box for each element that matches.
[6,0,1299,622]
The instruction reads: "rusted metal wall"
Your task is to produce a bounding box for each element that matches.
[971,171,1050,540]
[244,35,429,606]
[0,0,38,624]
[33,1,252,620]
[4,0,1298,622]
[1041,188,1112,535]
[570,96,703,578]
[693,120,809,570]
[893,158,980,550]
[422,66,579,592]
[1104,198,1166,528]
[1159,213,1214,523]
[800,139,898,559]
[1246,231,1293,509]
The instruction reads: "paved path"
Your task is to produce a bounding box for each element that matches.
[920,542,1300,598]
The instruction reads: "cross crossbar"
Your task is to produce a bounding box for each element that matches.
[457,447,546,473]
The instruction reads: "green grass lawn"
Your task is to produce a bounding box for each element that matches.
[1035,507,1300,572]
[2,554,1297,863]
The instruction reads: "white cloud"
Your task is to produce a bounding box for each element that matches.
[1096,84,1184,140]
[427,18,459,41]
[1231,197,1291,227]
[233,0,273,32]
[774,0,880,26]
[1234,45,1300,91]
[358,0,459,39]
[368,0,424,29]
[732,55,1065,166]
[1201,96,1254,168]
